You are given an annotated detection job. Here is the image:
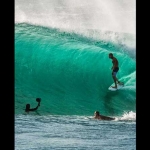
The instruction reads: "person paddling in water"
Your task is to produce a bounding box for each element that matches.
[93,111,115,120]
[25,98,41,113]
[109,53,123,89]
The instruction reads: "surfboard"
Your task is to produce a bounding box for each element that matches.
[108,83,124,91]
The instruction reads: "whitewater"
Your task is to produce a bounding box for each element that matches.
[15,0,136,149]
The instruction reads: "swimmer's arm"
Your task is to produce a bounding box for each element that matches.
[29,102,40,111]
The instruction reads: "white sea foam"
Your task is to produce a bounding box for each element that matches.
[115,111,136,121]
[15,0,135,34]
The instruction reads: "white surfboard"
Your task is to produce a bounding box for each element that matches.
[108,83,124,91]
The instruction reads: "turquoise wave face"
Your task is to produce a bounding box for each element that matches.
[15,23,136,116]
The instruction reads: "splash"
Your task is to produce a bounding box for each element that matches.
[15,0,136,34]
[115,111,136,121]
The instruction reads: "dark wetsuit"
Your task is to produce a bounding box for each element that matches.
[100,115,115,120]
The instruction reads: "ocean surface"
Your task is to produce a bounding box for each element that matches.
[15,0,136,149]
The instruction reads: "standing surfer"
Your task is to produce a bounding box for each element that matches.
[108,53,123,89]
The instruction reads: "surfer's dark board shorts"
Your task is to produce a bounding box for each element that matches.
[112,67,119,76]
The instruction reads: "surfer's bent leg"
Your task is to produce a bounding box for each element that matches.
[112,67,119,88]
[113,68,123,85]
[112,71,117,88]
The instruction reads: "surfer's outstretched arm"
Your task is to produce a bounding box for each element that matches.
[29,102,40,111]
[25,98,41,112]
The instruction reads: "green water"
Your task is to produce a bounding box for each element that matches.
[15,23,136,116]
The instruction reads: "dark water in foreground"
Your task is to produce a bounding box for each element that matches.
[15,114,136,150]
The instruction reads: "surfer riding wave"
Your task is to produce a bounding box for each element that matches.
[109,53,124,89]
